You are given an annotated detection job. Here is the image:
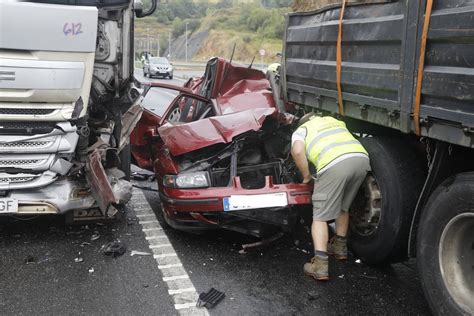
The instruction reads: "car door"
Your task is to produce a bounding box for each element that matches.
[131,82,216,169]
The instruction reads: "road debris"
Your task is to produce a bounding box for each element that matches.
[197,288,225,309]
[338,274,345,279]
[103,241,126,257]
[81,242,92,247]
[24,256,35,264]
[74,257,84,263]
[91,232,100,241]
[355,259,361,264]
[241,232,285,252]
[307,291,321,301]
[130,250,151,256]
[88,267,95,274]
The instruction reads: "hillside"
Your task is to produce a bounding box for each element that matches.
[135,0,290,63]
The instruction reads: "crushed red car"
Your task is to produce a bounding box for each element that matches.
[131,57,312,236]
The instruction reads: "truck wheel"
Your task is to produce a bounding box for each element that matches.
[417,172,474,315]
[348,137,425,264]
[119,144,131,181]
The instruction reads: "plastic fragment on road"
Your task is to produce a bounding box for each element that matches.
[338,274,344,279]
[130,250,151,256]
[91,232,100,241]
[103,241,126,257]
[355,259,361,263]
[196,288,225,309]
[74,257,84,263]
[24,256,35,264]
[88,267,94,273]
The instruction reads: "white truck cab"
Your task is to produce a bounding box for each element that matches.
[0,0,156,219]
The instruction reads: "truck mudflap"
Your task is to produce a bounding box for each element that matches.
[85,150,132,217]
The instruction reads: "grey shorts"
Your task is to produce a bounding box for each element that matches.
[312,156,371,221]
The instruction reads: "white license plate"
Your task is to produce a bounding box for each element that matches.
[223,192,288,212]
[0,199,18,213]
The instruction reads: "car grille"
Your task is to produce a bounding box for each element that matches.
[0,108,55,115]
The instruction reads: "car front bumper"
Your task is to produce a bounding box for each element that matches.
[159,176,312,227]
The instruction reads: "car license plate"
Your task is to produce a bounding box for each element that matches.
[0,199,18,214]
[223,192,288,212]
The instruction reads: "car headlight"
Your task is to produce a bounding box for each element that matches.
[163,172,210,188]
[167,66,173,71]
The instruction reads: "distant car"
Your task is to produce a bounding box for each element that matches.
[143,57,174,79]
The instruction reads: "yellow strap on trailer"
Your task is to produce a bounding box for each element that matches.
[413,0,434,136]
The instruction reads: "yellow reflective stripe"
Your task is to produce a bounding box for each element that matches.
[316,140,362,165]
[305,128,348,157]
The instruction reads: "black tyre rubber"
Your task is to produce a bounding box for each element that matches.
[417,172,474,315]
[348,137,425,264]
[143,69,147,77]
[119,144,131,181]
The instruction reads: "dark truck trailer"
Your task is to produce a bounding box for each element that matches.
[282,1,474,315]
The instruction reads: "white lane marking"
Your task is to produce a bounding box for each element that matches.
[136,214,156,218]
[139,220,159,224]
[146,235,167,240]
[143,227,163,232]
[133,189,208,315]
[163,275,189,282]
[168,287,195,295]
[153,253,178,259]
[175,303,198,310]
[159,263,183,269]
[149,243,172,248]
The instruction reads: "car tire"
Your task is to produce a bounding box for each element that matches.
[416,172,474,315]
[144,70,147,78]
[348,137,425,264]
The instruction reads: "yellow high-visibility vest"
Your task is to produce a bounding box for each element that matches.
[301,116,368,173]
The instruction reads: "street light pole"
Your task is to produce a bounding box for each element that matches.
[168,31,171,60]
[185,22,189,63]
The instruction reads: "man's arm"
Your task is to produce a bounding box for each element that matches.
[291,140,312,184]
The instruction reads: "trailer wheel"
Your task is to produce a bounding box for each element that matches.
[348,137,425,264]
[416,172,474,315]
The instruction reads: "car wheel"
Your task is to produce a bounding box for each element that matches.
[348,136,425,264]
[417,172,474,315]
[144,70,147,78]
[169,75,173,80]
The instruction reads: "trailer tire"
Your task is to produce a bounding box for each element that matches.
[416,173,474,315]
[348,137,425,264]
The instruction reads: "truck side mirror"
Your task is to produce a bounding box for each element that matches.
[134,0,143,17]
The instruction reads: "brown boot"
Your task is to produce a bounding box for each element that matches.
[328,236,348,260]
[304,256,329,281]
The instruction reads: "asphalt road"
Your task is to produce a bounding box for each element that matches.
[0,69,431,315]
[0,177,431,315]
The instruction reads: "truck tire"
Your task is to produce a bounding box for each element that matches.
[348,137,425,264]
[416,172,474,315]
[119,144,131,181]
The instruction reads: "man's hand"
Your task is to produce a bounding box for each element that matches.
[291,140,312,183]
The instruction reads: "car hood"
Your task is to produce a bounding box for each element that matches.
[158,108,276,156]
